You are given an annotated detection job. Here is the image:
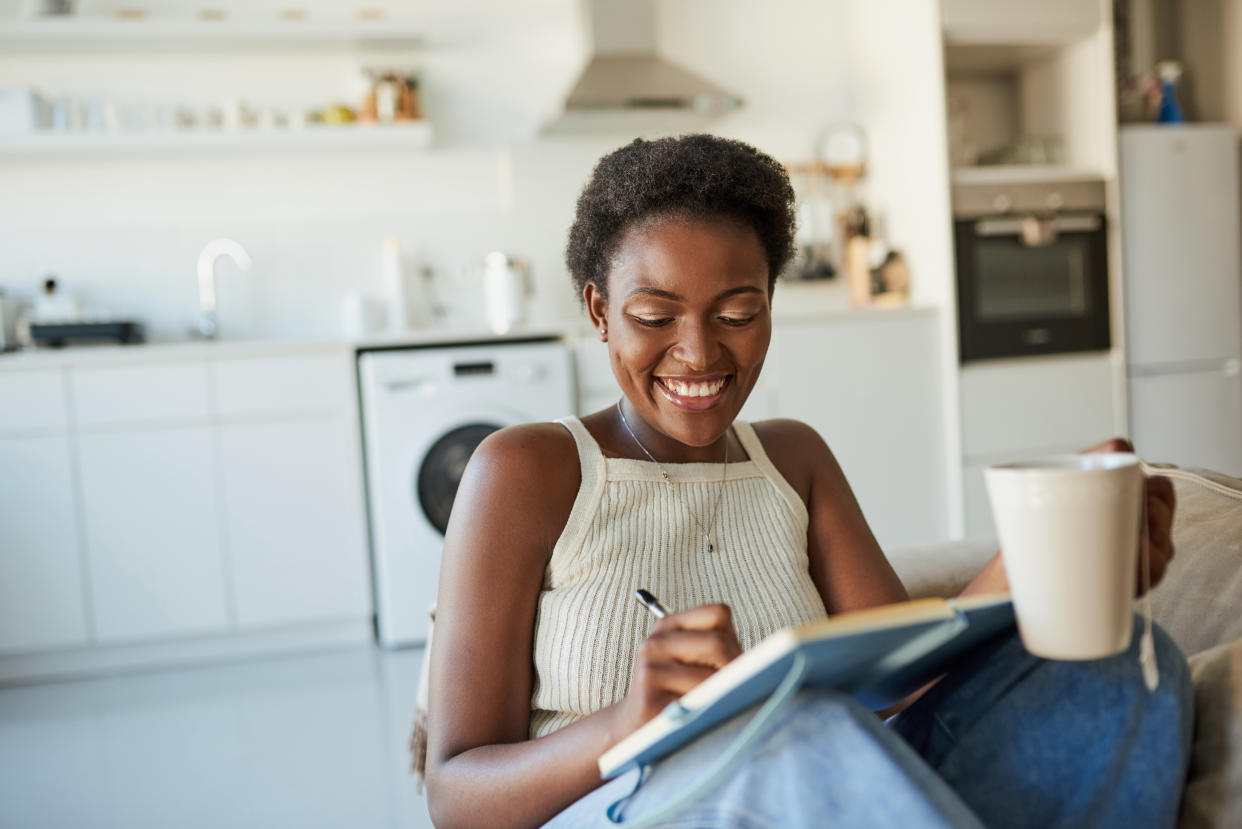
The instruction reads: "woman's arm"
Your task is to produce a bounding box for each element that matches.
[424,424,609,827]
[756,419,909,614]
[425,425,742,829]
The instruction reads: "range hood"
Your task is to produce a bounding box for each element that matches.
[542,0,743,134]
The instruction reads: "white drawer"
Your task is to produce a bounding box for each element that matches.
[0,369,68,434]
[960,354,1120,459]
[212,353,351,418]
[71,362,210,428]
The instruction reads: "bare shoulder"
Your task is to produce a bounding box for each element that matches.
[749,418,832,498]
[750,418,828,451]
[471,420,579,469]
[446,421,581,560]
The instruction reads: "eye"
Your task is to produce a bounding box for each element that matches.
[718,315,757,327]
[630,315,674,328]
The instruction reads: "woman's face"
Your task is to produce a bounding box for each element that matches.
[585,215,772,451]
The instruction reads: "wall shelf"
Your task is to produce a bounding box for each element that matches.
[0,121,433,157]
[950,165,1106,185]
[0,16,425,52]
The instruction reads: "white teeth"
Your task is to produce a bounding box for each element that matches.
[661,377,727,397]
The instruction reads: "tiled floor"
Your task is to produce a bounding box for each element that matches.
[0,645,435,829]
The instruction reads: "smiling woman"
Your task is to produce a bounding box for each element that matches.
[586,217,772,452]
[421,135,1192,829]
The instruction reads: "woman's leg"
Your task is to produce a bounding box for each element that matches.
[890,615,1194,829]
[545,689,984,828]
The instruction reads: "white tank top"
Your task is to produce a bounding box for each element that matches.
[529,416,828,738]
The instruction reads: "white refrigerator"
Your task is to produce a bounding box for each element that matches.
[1120,124,1242,476]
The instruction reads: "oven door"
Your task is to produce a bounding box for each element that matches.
[955,213,1111,363]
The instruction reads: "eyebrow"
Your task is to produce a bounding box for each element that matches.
[625,285,766,301]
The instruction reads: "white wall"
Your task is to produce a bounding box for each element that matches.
[0,0,953,345]
[1227,0,1242,132]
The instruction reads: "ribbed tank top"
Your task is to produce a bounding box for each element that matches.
[529,416,828,739]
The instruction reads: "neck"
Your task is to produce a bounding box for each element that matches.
[615,400,731,464]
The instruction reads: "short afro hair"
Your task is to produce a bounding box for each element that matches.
[565,134,796,303]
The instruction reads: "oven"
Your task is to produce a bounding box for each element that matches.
[953,177,1111,363]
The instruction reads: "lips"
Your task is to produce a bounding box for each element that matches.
[655,374,731,410]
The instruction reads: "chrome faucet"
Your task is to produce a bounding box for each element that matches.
[195,238,251,340]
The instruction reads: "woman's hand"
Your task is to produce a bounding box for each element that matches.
[1083,438,1177,596]
[610,603,743,742]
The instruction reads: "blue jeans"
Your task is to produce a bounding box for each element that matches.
[545,616,1194,828]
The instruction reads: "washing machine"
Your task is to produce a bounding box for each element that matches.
[358,338,575,647]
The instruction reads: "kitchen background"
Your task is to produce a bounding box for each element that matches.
[2,0,1241,827]
[0,0,953,340]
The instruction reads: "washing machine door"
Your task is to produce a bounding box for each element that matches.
[368,405,530,647]
[416,420,503,534]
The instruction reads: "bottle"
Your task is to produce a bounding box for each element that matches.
[381,237,409,333]
[845,208,872,308]
[1156,61,1185,124]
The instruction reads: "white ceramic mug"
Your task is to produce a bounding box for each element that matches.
[985,453,1143,660]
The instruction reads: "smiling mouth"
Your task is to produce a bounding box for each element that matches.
[654,374,732,408]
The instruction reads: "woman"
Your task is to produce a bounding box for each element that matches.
[423,134,1191,828]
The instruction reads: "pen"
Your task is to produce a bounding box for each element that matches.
[635,588,670,619]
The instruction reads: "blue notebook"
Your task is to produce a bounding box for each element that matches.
[598,594,1015,779]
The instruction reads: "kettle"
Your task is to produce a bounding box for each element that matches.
[482,252,532,335]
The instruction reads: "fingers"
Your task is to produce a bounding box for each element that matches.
[620,603,743,731]
[1137,475,1177,595]
[633,661,718,697]
[642,627,740,669]
[645,603,743,667]
[1146,474,1176,512]
[1145,476,1175,551]
[651,602,736,633]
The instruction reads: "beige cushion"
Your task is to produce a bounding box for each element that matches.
[1145,465,1242,657]
[888,537,998,599]
[1179,637,1242,829]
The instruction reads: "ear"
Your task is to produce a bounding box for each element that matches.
[584,282,609,341]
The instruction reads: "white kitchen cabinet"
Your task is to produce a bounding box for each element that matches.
[77,427,230,642]
[218,418,371,628]
[212,354,352,419]
[958,353,1126,537]
[0,344,375,679]
[766,311,948,549]
[1130,368,1242,476]
[0,436,89,652]
[0,368,68,433]
[959,354,1120,459]
[72,362,210,428]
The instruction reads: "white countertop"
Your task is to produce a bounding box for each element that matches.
[0,293,939,372]
[0,325,574,371]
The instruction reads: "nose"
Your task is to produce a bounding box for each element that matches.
[670,317,722,371]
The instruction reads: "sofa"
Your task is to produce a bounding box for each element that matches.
[413,463,1241,824]
[887,463,1242,829]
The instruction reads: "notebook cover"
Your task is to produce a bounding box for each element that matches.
[598,594,1014,779]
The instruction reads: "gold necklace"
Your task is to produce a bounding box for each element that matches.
[616,400,730,553]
